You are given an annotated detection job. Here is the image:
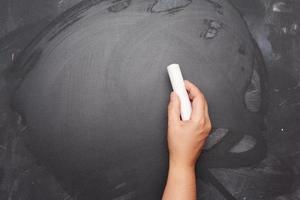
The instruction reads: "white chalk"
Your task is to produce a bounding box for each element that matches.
[167,64,192,121]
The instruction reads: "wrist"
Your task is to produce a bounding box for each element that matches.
[167,159,196,186]
[169,158,195,172]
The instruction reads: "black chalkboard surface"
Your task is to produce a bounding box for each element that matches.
[1,0,298,199]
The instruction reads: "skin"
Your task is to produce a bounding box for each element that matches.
[162,80,212,200]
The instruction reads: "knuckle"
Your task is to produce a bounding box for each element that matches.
[196,95,205,105]
[196,89,204,97]
[205,127,212,137]
[194,92,202,101]
[198,90,204,97]
[192,119,205,133]
[198,117,206,127]
[205,125,212,135]
[196,119,212,136]
[207,120,212,131]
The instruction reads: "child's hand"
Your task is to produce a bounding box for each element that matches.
[167,80,212,169]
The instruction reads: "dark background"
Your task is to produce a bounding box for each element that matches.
[0,0,299,199]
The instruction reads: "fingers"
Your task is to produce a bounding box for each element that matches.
[184,80,203,101]
[184,80,207,123]
[191,95,206,123]
[168,92,181,124]
[168,80,211,129]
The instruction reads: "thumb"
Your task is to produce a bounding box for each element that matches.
[168,92,181,124]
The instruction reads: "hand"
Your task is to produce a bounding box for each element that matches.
[167,80,212,169]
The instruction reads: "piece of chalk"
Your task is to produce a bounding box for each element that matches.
[167,64,192,121]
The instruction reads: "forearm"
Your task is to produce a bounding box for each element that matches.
[162,161,196,200]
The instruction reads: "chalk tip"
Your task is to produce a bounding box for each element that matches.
[167,63,180,71]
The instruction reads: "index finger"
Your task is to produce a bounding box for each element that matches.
[184,80,203,101]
